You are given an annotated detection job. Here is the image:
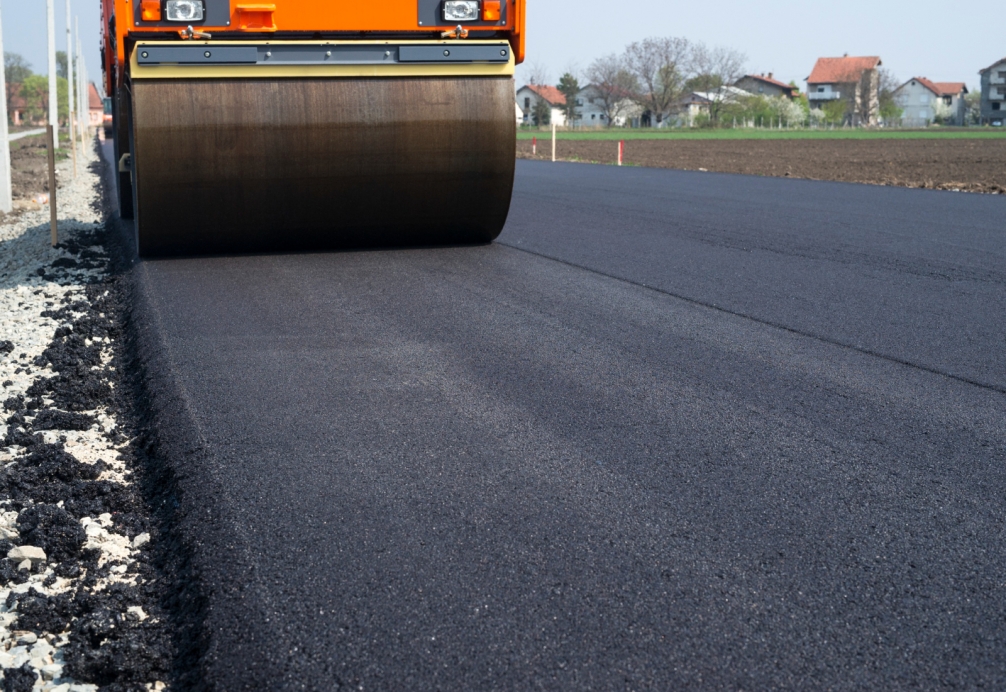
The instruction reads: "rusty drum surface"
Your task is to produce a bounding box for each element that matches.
[130,76,516,255]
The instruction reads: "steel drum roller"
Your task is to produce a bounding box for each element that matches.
[130,76,516,255]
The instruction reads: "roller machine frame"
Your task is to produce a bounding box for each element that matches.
[101,0,525,255]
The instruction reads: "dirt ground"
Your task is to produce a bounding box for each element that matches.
[2,134,77,218]
[517,138,1006,194]
[10,135,55,200]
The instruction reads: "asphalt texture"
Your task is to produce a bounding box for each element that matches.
[113,151,1006,689]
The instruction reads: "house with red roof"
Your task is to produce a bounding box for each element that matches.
[87,82,106,128]
[806,55,882,126]
[5,84,28,126]
[734,73,797,100]
[894,78,968,126]
[516,84,567,127]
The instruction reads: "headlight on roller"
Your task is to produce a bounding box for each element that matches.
[165,0,205,22]
[443,0,479,21]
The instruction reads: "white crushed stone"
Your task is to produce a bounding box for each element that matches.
[0,145,166,690]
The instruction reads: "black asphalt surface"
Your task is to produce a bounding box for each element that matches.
[115,152,1006,689]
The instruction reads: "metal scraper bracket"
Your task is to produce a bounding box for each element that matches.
[135,41,511,65]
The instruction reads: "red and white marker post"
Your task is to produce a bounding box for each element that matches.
[532,136,537,156]
[617,140,624,166]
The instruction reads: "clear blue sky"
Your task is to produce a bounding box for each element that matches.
[1,1,997,94]
[517,0,995,91]
[2,0,102,91]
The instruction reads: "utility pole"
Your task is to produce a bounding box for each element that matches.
[76,19,85,142]
[66,0,76,176]
[47,0,59,148]
[0,0,12,214]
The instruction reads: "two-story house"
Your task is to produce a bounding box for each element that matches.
[806,55,882,126]
[979,57,1006,126]
[734,74,797,100]
[574,84,641,127]
[894,78,968,126]
[515,84,567,127]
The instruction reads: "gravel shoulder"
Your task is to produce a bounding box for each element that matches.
[517,137,1006,194]
[0,143,172,691]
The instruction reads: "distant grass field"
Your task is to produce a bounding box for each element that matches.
[516,128,1006,141]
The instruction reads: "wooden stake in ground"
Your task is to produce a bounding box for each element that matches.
[0,0,12,214]
[46,125,58,247]
[69,116,78,178]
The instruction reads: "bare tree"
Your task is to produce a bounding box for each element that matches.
[585,54,639,127]
[687,43,746,92]
[877,67,901,123]
[5,52,33,126]
[686,43,747,123]
[964,89,982,125]
[526,61,551,86]
[624,37,690,126]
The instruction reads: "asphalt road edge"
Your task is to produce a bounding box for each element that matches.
[101,155,270,690]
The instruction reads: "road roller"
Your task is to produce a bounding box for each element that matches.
[100,0,524,255]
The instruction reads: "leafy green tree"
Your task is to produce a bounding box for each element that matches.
[56,51,68,80]
[20,75,69,124]
[556,72,580,125]
[531,98,550,127]
[821,98,847,125]
[4,52,32,125]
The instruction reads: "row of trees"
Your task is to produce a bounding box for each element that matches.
[4,51,73,125]
[527,37,748,127]
[525,37,921,128]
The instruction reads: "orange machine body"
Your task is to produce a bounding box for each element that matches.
[101,0,525,93]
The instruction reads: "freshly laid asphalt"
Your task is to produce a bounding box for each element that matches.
[115,154,1006,689]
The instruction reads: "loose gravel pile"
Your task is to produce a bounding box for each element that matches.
[0,146,171,690]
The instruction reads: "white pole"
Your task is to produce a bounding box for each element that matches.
[551,120,556,162]
[78,25,88,145]
[66,0,76,173]
[85,65,90,134]
[76,19,83,133]
[0,0,12,214]
[47,0,59,147]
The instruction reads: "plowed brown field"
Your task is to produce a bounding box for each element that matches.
[516,138,1006,194]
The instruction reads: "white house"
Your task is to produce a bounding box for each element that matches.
[894,77,968,126]
[677,86,748,126]
[572,84,641,127]
[516,84,566,126]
